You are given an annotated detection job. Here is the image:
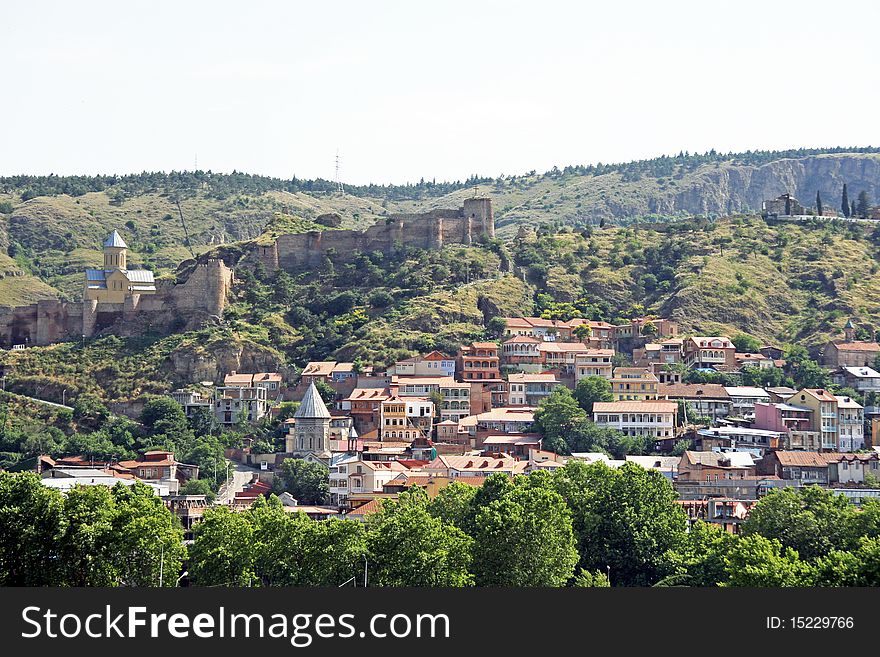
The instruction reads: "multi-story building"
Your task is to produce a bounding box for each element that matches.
[223,371,284,395]
[610,367,659,400]
[394,376,471,423]
[612,317,679,342]
[683,336,737,369]
[169,389,212,418]
[831,365,880,395]
[657,383,730,421]
[592,400,677,438]
[390,351,456,378]
[379,396,434,441]
[676,451,757,482]
[213,385,269,425]
[633,339,684,369]
[341,387,390,435]
[574,349,615,382]
[836,395,865,452]
[507,373,560,406]
[790,388,839,450]
[723,386,770,418]
[501,335,543,369]
[457,342,502,383]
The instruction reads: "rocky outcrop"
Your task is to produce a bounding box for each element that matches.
[639,155,880,218]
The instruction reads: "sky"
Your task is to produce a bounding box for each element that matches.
[2,0,879,185]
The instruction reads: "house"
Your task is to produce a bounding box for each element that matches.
[762,193,806,217]
[507,372,560,406]
[574,349,615,381]
[224,371,284,394]
[40,467,171,496]
[836,396,865,452]
[677,451,757,482]
[592,400,677,438]
[658,383,730,421]
[609,367,659,401]
[831,365,880,394]
[633,339,684,370]
[766,386,798,403]
[624,455,680,480]
[683,336,737,369]
[678,499,756,534]
[390,351,455,378]
[823,320,880,368]
[480,434,543,458]
[83,230,156,304]
[423,454,527,478]
[757,451,834,484]
[502,317,573,341]
[299,361,337,385]
[828,452,880,484]
[695,426,783,453]
[723,386,770,418]
[457,407,537,447]
[457,342,502,383]
[341,387,390,435]
[752,401,820,450]
[735,353,776,370]
[565,319,616,349]
[538,342,602,373]
[789,388,840,450]
[501,335,543,369]
[379,395,433,441]
[613,317,679,342]
[169,388,212,418]
[214,385,269,425]
[394,376,471,423]
[348,460,411,496]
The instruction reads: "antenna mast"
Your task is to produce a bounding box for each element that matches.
[335,150,344,194]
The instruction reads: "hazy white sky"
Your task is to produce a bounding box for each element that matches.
[2,0,878,184]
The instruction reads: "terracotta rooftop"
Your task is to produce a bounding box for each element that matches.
[658,383,729,399]
[593,401,677,413]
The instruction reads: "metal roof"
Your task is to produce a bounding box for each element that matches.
[294,381,332,419]
[103,230,128,248]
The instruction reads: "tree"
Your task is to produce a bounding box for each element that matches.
[573,376,613,414]
[534,387,587,453]
[815,536,880,586]
[366,491,473,586]
[573,324,593,342]
[742,487,859,560]
[473,485,578,586]
[188,405,217,436]
[857,190,870,219]
[572,569,610,587]
[552,461,687,586]
[274,458,330,505]
[180,478,216,501]
[842,183,850,217]
[314,378,336,405]
[816,190,823,216]
[486,316,507,338]
[0,472,66,585]
[426,481,478,529]
[852,200,857,219]
[723,534,814,587]
[659,521,736,587]
[732,333,762,353]
[72,395,110,431]
[140,397,188,434]
[189,505,257,586]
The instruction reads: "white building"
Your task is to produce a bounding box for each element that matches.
[836,395,865,452]
[592,400,678,438]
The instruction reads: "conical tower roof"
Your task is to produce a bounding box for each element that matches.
[103,230,128,248]
[295,381,331,419]
[845,318,856,329]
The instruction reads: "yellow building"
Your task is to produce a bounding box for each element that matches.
[84,230,156,303]
[610,367,659,401]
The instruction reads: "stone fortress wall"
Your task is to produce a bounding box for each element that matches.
[0,199,491,348]
[0,259,233,348]
[254,198,495,273]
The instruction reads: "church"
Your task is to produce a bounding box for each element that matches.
[84,230,157,304]
[285,381,332,457]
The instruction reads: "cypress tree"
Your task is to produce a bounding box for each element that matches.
[852,200,858,219]
[857,190,870,218]
[816,191,823,216]
[842,184,850,217]
[785,196,791,215]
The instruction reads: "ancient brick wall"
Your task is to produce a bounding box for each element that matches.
[269,200,494,273]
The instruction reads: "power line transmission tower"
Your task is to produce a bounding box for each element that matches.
[335,150,344,194]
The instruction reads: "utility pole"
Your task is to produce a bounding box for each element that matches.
[335,150,344,194]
